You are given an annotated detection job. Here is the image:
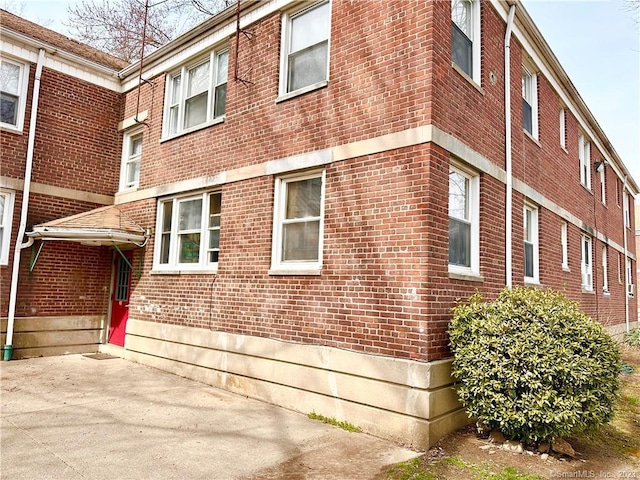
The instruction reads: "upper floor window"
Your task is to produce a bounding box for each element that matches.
[153,191,221,271]
[559,108,566,149]
[1,58,28,131]
[163,49,228,138]
[522,65,538,138]
[623,191,631,228]
[120,129,143,190]
[578,134,591,189]
[0,189,15,265]
[451,0,480,82]
[581,235,593,291]
[448,163,479,276]
[271,170,325,273]
[599,167,606,206]
[523,204,539,283]
[280,1,331,96]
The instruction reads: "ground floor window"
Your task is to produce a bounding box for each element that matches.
[0,189,15,265]
[448,162,479,276]
[581,235,593,291]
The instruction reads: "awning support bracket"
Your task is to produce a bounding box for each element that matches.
[30,241,45,272]
[112,243,143,279]
[112,243,134,271]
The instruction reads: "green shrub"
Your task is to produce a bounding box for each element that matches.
[623,327,640,348]
[449,287,620,444]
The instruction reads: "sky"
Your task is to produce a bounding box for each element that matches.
[5,0,640,192]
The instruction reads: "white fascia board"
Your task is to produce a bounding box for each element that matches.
[489,0,638,195]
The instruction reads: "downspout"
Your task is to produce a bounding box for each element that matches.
[622,175,630,333]
[4,48,46,361]
[504,5,516,289]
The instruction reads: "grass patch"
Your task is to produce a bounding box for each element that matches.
[384,458,435,480]
[307,412,362,433]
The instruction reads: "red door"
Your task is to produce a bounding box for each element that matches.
[109,252,132,346]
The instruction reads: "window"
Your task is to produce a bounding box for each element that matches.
[0,190,15,265]
[561,222,568,270]
[616,178,622,207]
[163,49,228,138]
[451,0,480,82]
[1,58,28,131]
[559,109,566,149]
[448,163,479,275]
[599,167,606,205]
[623,191,630,228]
[271,171,325,273]
[154,191,221,271]
[280,1,330,96]
[581,235,593,291]
[523,204,538,282]
[522,66,538,138]
[120,129,142,190]
[627,258,635,297]
[619,252,623,283]
[602,246,608,293]
[579,134,591,189]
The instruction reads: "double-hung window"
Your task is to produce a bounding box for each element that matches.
[581,235,593,291]
[627,258,635,297]
[448,163,479,275]
[163,49,228,138]
[280,1,331,96]
[602,246,609,293]
[0,189,15,265]
[271,170,325,273]
[522,66,538,138]
[623,191,630,228]
[451,0,480,82]
[523,204,539,283]
[1,58,28,131]
[599,167,606,205]
[579,134,591,189]
[154,191,221,271]
[561,222,569,270]
[120,129,143,190]
[559,108,566,149]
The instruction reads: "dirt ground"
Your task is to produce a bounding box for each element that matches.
[381,346,640,480]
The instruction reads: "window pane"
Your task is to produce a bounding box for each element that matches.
[449,170,468,221]
[0,195,4,224]
[131,136,142,156]
[209,230,220,249]
[522,98,532,134]
[187,61,210,96]
[214,83,226,117]
[288,42,328,92]
[524,209,532,241]
[179,233,200,263]
[290,2,330,53]
[451,0,471,37]
[216,51,228,85]
[286,177,322,219]
[160,233,171,264]
[126,161,140,186]
[0,61,20,94]
[1,93,18,125]
[184,92,208,129]
[282,220,319,261]
[162,202,173,231]
[170,75,181,103]
[178,199,202,230]
[451,24,472,78]
[524,242,533,278]
[449,218,471,267]
[169,105,179,134]
[209,193,221,215]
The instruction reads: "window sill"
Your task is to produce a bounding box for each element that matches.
[603,290,611,297]
[160,116,224,143]
[451,63,484,94]
[580,183,593,195]
[523,129,541,147]
[276,81,328,103]
[0,124,24,135]
[268,268,322,276]
[561,147,568,155]
[562,266,570,272]
[581,287,595,294]
[448,271,483,283]
[151,269,218,275]
[524,279,541,287]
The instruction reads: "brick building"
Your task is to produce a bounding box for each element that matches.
[1,1,637,447]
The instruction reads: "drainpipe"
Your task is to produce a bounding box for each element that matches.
[504,5,516,289]
[622,175,630,333]
[4,48,46,361]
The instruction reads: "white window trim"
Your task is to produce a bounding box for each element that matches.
[152,190,221,272]
[119,127,143,191]
[561,222,569,271]
[451,0,481,84]
[0,57,29,132]
[161,48,228,140]
[627,258,635,297]
[0,189,16,265]
[581,235,593,291]
[523,203,539,283]
[623,191,631,228]
[270,170,326,274]
[559,108,566,149]
[599,167,606,206]
[579,134,591,189]
[448,161,480,277]
[522,64,538,139]
[602,246,609,294]
[278,1,332,98]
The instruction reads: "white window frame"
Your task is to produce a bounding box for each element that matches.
[623,191,630,228]
[599,167,606,206]
[559,108,566,149]
[0,189,16,265]
[523,203,539,283]
[162,48,228,139]
[618,252,623,284]
[522,65,538,139]
[451,0,481,83]
[119,128,143,191]
[279,1,331,98]
[448,162,480,276]
[579,134,591,189]
[581,235,593,291]
[0,57,29,132]
[561,222,569,270]
[270,170,326,274]
[602,246,609,294]
[627,258,635,297]
[153,190,221,272]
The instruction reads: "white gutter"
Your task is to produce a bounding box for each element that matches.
[504,4,516,289]
[623,175,630,333]
[4,48,46,360]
